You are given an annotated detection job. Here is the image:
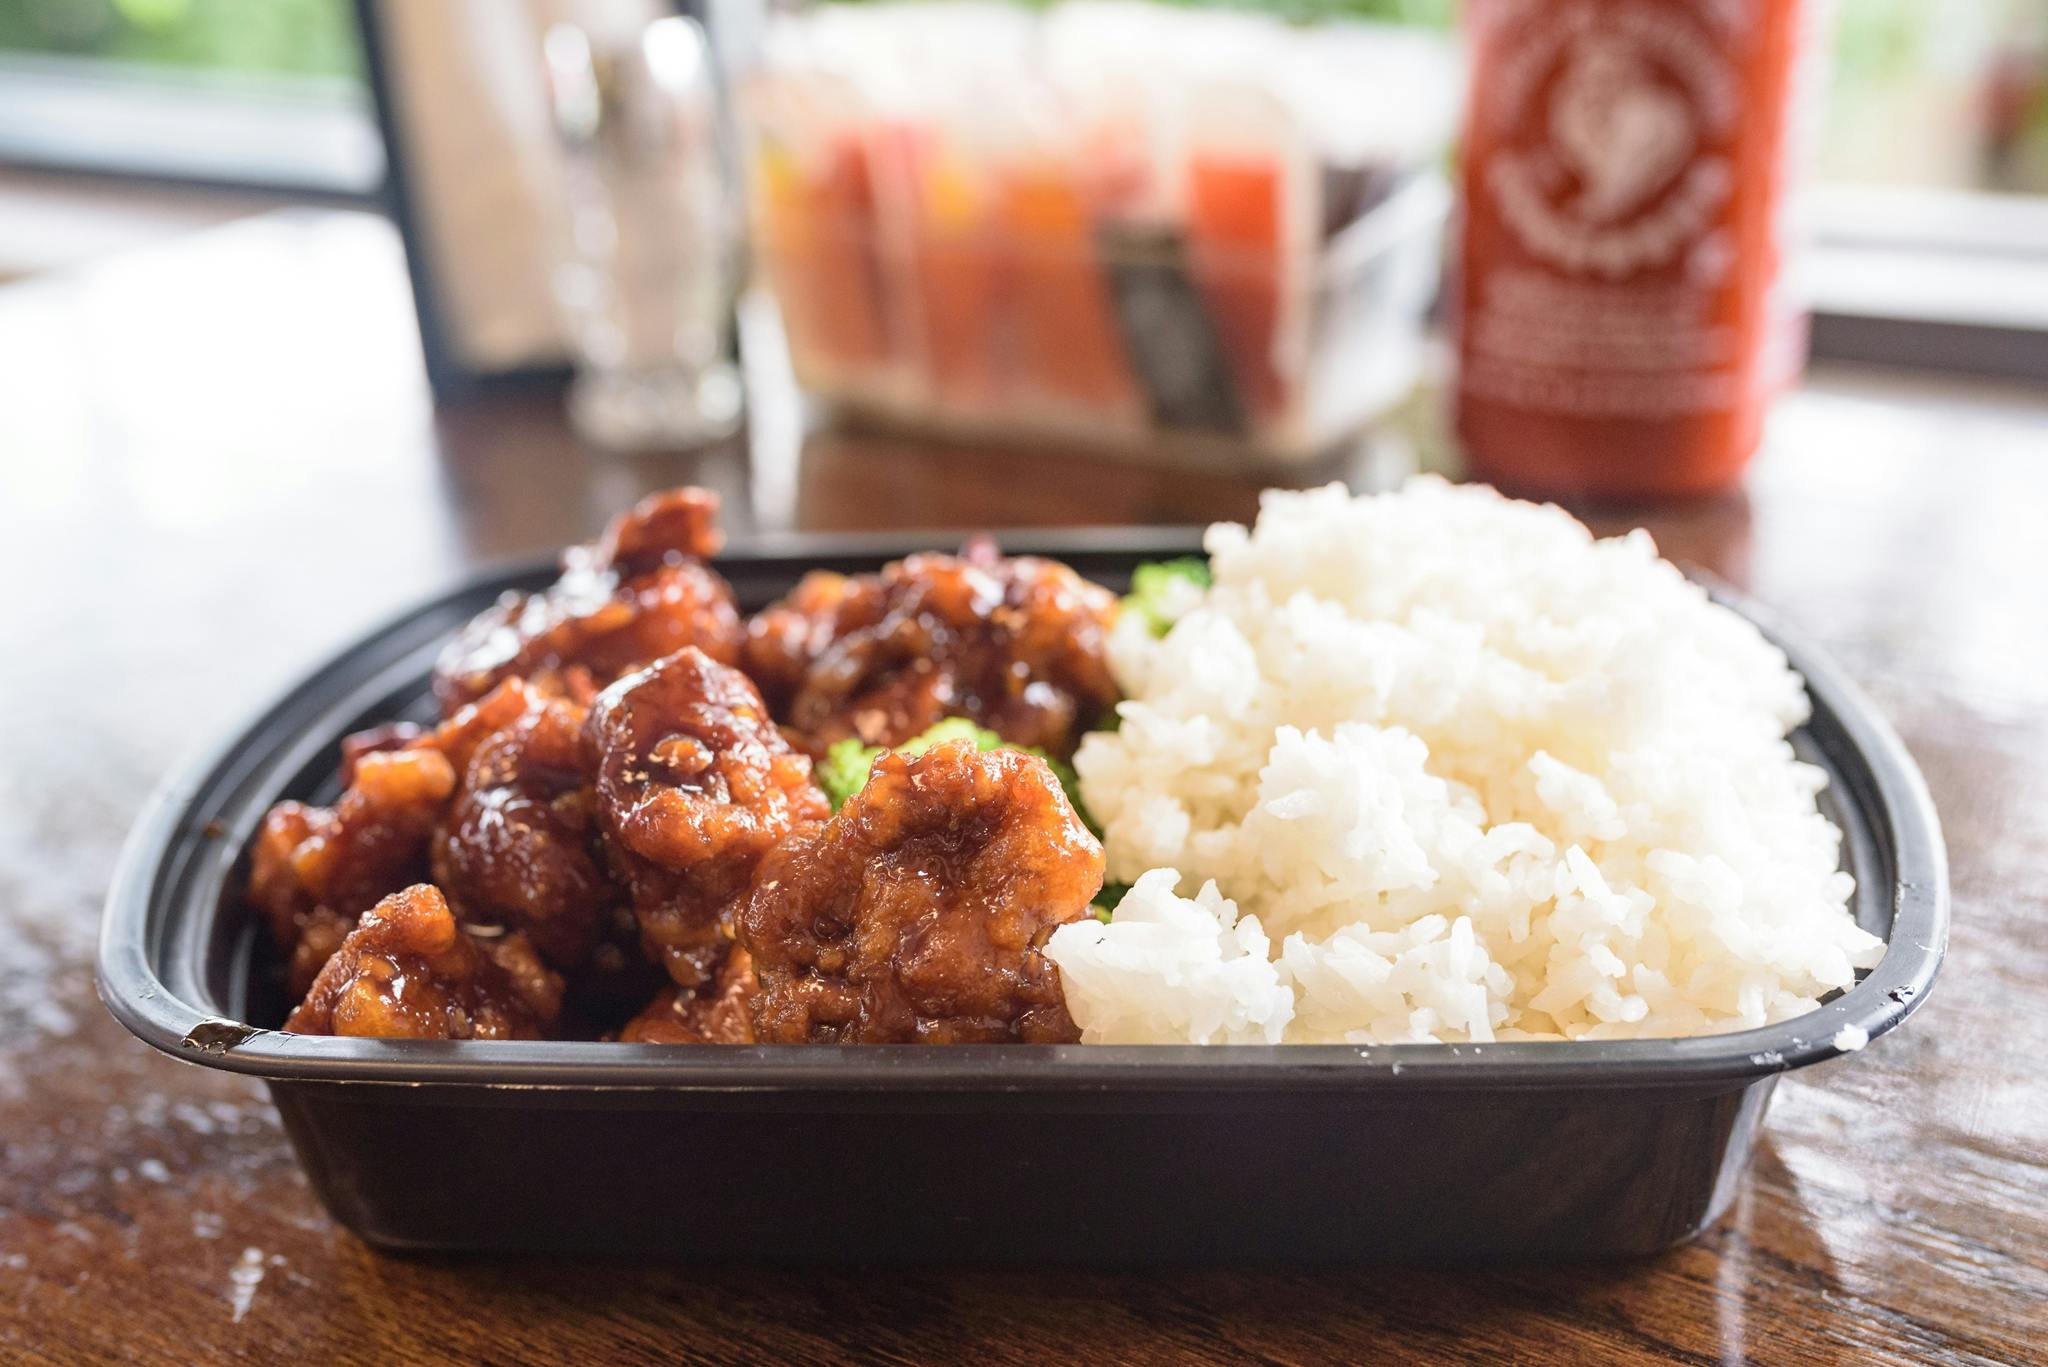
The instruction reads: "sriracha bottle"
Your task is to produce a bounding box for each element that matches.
[1455,0,1822,501]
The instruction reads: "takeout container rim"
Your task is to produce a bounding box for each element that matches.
[98,529,1947,1094]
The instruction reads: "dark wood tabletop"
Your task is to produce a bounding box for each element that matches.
[2,209,2043,1366]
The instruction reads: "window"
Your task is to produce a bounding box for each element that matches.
[1228,0,2048,376]
[1807,0,2048,375]
[0,0,382,194]
[1821,0,2047,195]
[5,0,2043,374]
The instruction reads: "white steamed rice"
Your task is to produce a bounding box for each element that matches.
[1046,478,1885,1044]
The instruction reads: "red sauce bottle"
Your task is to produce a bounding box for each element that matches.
[1455,0,1820,501]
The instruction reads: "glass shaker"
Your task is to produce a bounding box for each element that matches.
[544,13,742,451]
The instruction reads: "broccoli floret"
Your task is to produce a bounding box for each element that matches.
[1122,558,1211,637]
[815,736,880,811]
[813,717,1094,832]
[817,720,1004,811]
[894,716,1001,756]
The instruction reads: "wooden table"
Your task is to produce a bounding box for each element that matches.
[2,210,2043,1366]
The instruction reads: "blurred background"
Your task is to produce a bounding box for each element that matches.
[6,0,2045,192]
[1,0,2044,491]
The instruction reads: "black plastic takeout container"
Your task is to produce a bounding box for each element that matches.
[99,531,1947,1261]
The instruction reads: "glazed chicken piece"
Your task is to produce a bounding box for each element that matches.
[585,647,830,989]
[738,568,857,709]
[284,884,562,1039]
[742,542,1119,760]
[432,691,662,1029]
[431,695,615,969]
[248,681,534,996]
[432,487,745,715]
[737,739,1102,1043]
[617,947,757,1044]
[337,721,427,781]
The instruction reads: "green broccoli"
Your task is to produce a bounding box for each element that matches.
[816,719,1122,921]
[1122,558,1212,637]
[815,735,884,811]
[813,716,1091,831]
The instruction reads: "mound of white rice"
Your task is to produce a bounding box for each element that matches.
[1047,478,1885,1044]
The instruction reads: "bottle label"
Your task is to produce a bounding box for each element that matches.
[1460,0,1795,423]
[1485,2,1739,278]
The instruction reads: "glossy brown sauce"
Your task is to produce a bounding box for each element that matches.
[585,647,829,990]
[738,741,1101,1044]
[254,487,1113,1043]
[432,487,744,714]
[283,885,560,1040]
[745,544,1119,758]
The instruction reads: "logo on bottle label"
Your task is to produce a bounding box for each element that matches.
[1484,1,1741,280]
